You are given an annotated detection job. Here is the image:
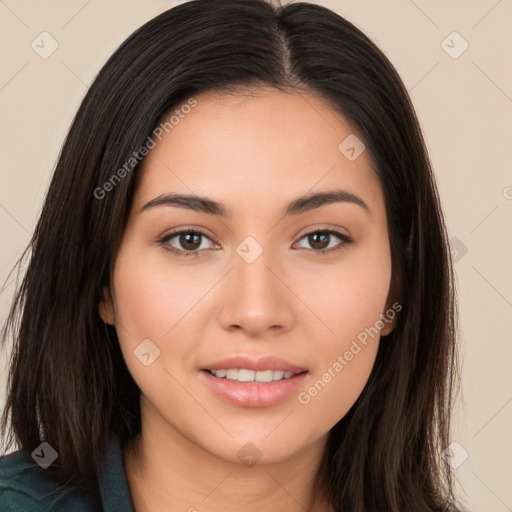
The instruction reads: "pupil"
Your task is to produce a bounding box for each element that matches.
[181,233,200,250]
[310,233,329,250]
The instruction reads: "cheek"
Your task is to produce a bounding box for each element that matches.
[110,240,217,393]
[296,274,385,435]
[302,233,392,345]
[111,241,202,338]
[295,237,390,427]
[109,243,186,382]
[298,342,379,437]
[315,265,390,341]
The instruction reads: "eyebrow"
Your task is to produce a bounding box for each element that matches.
[139,189,370,217]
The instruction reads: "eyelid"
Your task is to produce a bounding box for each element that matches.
[294,223,351,240]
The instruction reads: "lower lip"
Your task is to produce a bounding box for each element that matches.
[199,370,308,408]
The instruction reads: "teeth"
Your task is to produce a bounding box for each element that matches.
[209,369,297,382]
[226,369,238,380]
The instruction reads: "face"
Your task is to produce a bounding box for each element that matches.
[100,88,399,465]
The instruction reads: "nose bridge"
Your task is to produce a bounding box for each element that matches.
[218,234,294,334]
[236,236,275,296]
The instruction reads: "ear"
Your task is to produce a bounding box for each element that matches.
[99,285,116,325]
[381,265,403,336]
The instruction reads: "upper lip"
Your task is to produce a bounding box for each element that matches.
[202,355,307,373]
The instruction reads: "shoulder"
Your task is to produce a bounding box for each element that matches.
[0,450,97,512]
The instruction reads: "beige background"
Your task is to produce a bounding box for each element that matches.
[1,1,511,510]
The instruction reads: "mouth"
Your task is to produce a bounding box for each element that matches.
[198,368,309,408]
[203,368,307,383]
[199,355,309,407]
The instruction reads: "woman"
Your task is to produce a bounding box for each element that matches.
[0,0,468,510]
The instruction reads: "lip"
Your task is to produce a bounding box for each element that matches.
[202,355,307,373]
[199,369,308,408]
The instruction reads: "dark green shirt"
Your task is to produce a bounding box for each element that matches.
[0,436,135,511]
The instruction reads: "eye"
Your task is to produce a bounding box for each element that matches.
[294,228,353,255]
[157,228,218,258]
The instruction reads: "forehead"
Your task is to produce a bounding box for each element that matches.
[133,88,384,218]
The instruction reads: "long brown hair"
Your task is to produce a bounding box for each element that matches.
[1,1,467,510]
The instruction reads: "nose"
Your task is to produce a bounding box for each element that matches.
[217,242,295,336]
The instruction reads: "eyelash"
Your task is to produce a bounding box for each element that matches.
[157,227,353,258]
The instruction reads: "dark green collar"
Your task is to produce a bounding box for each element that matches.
[98,435,136,512]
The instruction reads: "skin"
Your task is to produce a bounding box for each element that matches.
[99,87,400,512]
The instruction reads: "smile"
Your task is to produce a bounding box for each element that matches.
[200,369,308,408]
[207,369,301,382]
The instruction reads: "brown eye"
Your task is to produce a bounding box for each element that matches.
[307,232,331,250]
[158,229,217,257]
[295,229,353,255]
[178,232,202,251]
